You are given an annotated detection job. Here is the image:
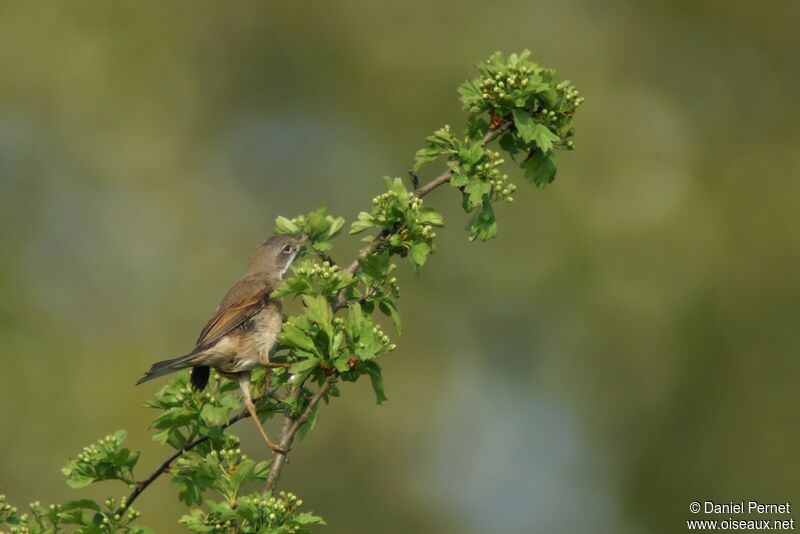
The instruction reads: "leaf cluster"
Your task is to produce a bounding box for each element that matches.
[0,493,150,534]
[274,208,345,253]
[350,177,444,271]
[145,374,248,451]
[61,432,139,489]
[277,296,394,405]
[180,491,323,534]
[171,439,269,506]
[415,50,582,241]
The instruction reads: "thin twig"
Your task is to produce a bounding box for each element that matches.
[119,411,242,513]
[407,170,420,190]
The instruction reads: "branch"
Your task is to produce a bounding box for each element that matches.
[120,388,279,514]
[267,120,513,486]
[265,377,335,491]
[122,120,511,510]
[340,120,511,279]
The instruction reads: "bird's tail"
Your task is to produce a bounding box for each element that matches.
[136,353,197,385]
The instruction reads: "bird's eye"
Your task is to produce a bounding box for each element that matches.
[282,244,294,254]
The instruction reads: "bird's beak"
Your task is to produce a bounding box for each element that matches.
[297,233,309,245]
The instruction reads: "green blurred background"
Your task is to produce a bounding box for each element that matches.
[1,2,799,532]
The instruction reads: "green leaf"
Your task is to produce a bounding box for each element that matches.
[449,171,470,187]
[512,109,536,142]
[272,275,311,298]
[301,295,332,327]
[296,511,327,525]
[349,212,375,234]
[358,252,391,280]
[426,125,457,151]
[200,404,230,426]
[60,500,101,512]
[334,271,357,291]
[297,404,320,441]
[414,147,441,171]
[65,474,96,489]
[379,300,402,334]
[230,459,256,491]
[521,151,557,187]
[499,132,522,160]
[384,176,410,205]
[417,208,444,227]
[530,122,559,153]
[466,116,489,140]
[289,357,320,375]
[345,302,365,338]
[467,197,498,241]
[274,216,300,234]
[409,242,432,269]
[361,361,388,405]
[325,216,345,239]
[464,180,491,210]
[333,352,351,373]
[460,141,484,167]
[458,78,483,108]
[278,324,318,354]
[330,330,345,357]
[307,207,331,237]
[512,110,559,153]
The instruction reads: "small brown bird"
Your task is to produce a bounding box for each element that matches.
[137,233,307,452]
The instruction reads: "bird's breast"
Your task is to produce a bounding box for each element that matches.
[232,302,282,371]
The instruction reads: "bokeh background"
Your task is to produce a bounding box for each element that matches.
[1,2,799,533]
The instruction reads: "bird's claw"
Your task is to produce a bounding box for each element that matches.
[269,443,289,455]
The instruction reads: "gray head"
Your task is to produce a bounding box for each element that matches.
[245,234,308,279]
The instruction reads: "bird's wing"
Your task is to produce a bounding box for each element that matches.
[194,275,272,351]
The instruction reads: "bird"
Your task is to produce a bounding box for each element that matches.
[137,233,307,452]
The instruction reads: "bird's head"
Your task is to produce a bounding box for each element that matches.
[246,233,308,279]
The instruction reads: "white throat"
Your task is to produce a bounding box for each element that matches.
[278,251,300,279]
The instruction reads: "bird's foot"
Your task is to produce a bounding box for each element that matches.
[268,442,290,455]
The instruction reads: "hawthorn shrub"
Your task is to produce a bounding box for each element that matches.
[0,50,582,534]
